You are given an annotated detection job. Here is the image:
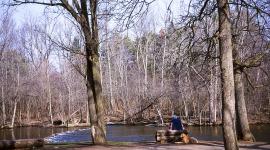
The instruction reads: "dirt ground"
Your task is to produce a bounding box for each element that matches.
[42,141,270,150]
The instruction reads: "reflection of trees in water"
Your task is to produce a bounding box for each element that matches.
[11,129,15,140]
[213,126,218,136]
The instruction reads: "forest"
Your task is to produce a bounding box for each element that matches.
[0,0,269,149]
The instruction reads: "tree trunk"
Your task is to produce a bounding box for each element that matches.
[45,60,53,125]
[217,0,238,149]
[161,31,166,90]
[183,100,189,120]
[68,86,71,125]
[84,0,106,142]
[156,108,164,126]
[234,69,255,142]
[209,68,215,124]
[27,98,30,122]
[107,47,114,109]
[86,45,106,144]
[1,86,5,125]
[11,100,18,128]
[59,93,64,125]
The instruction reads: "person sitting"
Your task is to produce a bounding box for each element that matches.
[169,114,184,131]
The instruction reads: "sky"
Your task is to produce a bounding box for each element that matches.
[7,0,187,31]
[1,0,188,71]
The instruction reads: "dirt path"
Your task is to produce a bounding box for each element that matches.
[43,141,270,150]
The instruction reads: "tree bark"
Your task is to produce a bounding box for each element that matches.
[86,44,106,144]
[234,69,255,142]
[82,0,106,144]
[217,0,238,149]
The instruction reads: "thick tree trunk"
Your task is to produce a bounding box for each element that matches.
[234,69,255,142]
[86,45,106,144]
[82,0,106,144]
[217,0,238,149]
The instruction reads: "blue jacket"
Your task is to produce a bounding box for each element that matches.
[171,115,184,131]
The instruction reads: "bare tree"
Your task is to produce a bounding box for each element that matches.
[217,0,238,149]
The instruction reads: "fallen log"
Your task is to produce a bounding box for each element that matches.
[156,130,198,144]
[0,139,44,149]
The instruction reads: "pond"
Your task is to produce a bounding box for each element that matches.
[0,124,269,143]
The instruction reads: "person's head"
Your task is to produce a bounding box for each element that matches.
[169,111,180,119]
[169,111,176,117]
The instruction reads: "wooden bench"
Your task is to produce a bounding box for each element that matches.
[156,129,198,144]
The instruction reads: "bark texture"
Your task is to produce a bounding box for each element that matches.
[217,0,239,149]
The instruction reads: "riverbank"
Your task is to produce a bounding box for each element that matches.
[1,120,269,129]
[41,141,270,150]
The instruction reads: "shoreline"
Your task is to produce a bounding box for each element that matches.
[40,141,270,150]
[1,122,269,129]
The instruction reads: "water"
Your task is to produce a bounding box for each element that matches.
[0,124,269,143]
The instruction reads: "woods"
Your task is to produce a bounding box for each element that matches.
[0,0,269,149]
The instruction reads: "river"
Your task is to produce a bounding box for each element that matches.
[0,124,269,143]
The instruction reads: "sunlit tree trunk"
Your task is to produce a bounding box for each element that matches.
[107,47,114,109]
[217,0,238,149]
[11,65,20,128]
[11,100,18,128]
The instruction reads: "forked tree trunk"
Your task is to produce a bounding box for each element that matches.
[217,0,238,149]
[234,69,255,142]
[84,0,106,142]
